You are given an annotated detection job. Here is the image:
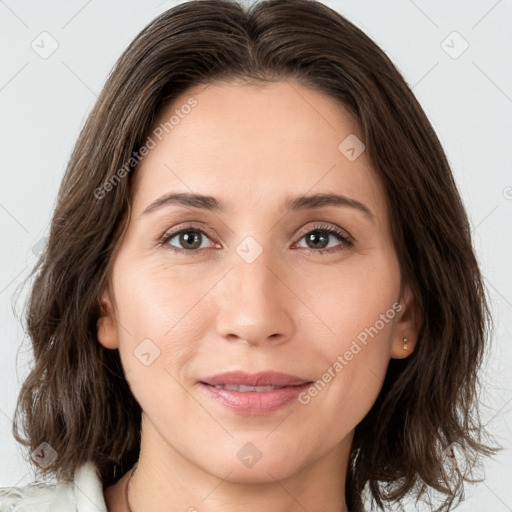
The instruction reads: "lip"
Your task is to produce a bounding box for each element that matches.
[199,382,313,415]
[199,371,311,387]
[199,371,314,416]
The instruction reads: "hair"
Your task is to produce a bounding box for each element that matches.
[11,0,500,510]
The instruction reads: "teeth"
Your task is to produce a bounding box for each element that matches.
[212,384,285,392]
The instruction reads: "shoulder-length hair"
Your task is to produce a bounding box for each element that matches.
[12,1,499,510]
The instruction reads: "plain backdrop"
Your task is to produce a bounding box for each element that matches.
[1,1,511,510]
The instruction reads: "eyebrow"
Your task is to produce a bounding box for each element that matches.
[141,192,375,223]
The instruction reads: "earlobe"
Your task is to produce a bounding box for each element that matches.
[390,284,421,359]
[391,336,415,359]
[96,288,119,349]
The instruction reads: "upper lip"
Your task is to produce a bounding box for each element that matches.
[200,371,312,387]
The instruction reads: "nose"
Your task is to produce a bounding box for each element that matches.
[215,247,296,347]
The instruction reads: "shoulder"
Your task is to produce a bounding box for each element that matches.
[0,461,107,512]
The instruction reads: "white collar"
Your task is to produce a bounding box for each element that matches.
[0,461,108,512]
[73,461,108,512]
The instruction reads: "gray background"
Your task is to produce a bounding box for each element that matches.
[1,1,511,510]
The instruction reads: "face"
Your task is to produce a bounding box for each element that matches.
[97,79,418,483]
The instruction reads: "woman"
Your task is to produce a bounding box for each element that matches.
[0,0,499,511]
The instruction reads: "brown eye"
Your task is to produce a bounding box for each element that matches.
[295,224,354,255]
[160,226,216,253]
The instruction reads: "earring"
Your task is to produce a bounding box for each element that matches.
[403,337,409,350]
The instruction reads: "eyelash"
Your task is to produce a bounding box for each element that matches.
[158,222,354,256]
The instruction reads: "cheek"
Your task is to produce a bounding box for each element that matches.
[297,254,399,349]
[296,261,399,421]
[114,258,213,345]
[112,262,210,405]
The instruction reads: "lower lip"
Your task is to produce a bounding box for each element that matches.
[199,382,312,415]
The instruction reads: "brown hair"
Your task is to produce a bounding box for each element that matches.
[11,0,499,510]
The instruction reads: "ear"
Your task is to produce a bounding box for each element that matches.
[97,287,119,350]
[390,282,421,359]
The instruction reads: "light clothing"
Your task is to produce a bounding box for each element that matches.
[0,461,107,512]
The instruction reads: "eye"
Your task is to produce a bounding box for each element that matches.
[159,224,218,254]
[293,223,354,255]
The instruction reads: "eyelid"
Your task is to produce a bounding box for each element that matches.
[158,222,218,249]
[294,222,354,243]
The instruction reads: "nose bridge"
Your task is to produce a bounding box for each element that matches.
[237,248,275,299]
[230,239,281,309]
[227,224,278,293]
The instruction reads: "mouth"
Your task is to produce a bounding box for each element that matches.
[198,371,314,415]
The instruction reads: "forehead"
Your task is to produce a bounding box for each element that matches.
[132,79,386,224]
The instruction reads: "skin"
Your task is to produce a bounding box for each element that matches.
[98,79,420,512]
